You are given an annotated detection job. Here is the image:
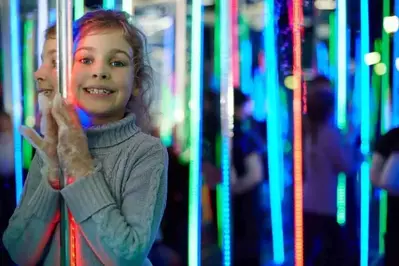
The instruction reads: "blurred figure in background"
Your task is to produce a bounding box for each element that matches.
[231,89,264,266]
[202,90,222,245]
[150,127,187,266]
[371,128,399,266]
[303,77,361,266]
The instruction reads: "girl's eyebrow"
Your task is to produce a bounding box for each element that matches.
[40,49,57,61]
[75,46,132,59]
[75,46,95,53]
[108,48,132,60]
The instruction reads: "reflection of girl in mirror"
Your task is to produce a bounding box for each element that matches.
[3,10,168,266]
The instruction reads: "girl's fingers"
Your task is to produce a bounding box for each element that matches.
[45,111,58,143]
[20,126,45,151]
[52,93,71,128]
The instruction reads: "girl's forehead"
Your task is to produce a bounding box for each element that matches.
[74,30,132,53]
[76,28,125,43]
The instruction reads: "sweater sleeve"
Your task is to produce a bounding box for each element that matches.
[60,142,168,265]
[2,154,60,265]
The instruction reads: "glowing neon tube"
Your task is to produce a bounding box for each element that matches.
[213,0,221,87]
[315,42,329,77]
[336,0,348,226]
[329,12,337,82]
[263,0,285,262]
[220,0,233,263]
[74,0,85,19]
[174,0,187,150]
[378,0,391,255]
[160,25,174,147]
[292,0,304,264]
[22,18,36,169]
[103,0,115,9]
[381,0,391,133]
[188,0,204,264]
[393,0,399,127]
[10,0,24,204]
[360,0,371,264]
[231,0,239,87]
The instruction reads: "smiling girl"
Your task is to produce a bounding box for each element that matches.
[3,10,168,266]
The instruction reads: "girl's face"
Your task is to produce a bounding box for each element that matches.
[71,29,134,125]
[34,38,58,102]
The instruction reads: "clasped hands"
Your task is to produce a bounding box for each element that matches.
[20,93,94,188]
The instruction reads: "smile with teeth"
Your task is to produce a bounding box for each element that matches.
[84,87,114,95]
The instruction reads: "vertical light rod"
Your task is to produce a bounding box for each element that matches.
[37,0,48,67]
[22,18,36,170]
[360,0,371,264]
[220,0,233,263]
[379,0,391,255]
[381,0,391,133]
[336,0,348,226]
[393,0,399,126]
[103,0,116,9]
[337,0,348,130]
[175,0,187,149]
[231,0,240,87]
[74,0,85,19]
[263,0,285,263]
[188,0,204,264]
[160,24,174,147]
[9,0,24,204]
[122,0,134,14]
[292,0,304,265]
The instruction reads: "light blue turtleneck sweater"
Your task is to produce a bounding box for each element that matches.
[2,113,168,266]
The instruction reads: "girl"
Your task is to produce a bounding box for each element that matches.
[303,77,360,266]
[3,10,168,266]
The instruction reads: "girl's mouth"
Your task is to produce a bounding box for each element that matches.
[83,87,115,95]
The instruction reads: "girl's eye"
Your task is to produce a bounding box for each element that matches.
[39,90,53,97]
[110,61,126,67]
[79,58,93,64]
[51,60,57,68]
